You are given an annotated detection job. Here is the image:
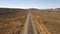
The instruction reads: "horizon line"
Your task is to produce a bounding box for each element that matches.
[0,6,59,9]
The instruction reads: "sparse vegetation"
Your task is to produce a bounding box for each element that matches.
[0,8,28,34]
[31,9,60,34]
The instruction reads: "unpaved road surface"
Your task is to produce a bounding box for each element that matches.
[21,11,51,34]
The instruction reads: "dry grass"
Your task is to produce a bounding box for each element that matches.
[31,10,60,34]
[0,8,28,34]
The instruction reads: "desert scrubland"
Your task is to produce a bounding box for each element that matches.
[0,8,28,34]
[31,9,60,34]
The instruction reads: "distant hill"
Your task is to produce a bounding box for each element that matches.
[28,8,40,12]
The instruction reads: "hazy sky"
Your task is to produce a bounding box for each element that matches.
[0,0,60,9]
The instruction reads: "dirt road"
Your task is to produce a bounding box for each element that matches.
[21,10,51,34]
[27,14,34,34]
[22,11,38,34]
